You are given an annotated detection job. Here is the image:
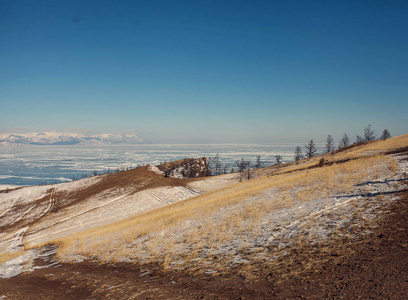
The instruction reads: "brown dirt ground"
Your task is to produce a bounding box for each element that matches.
[1,183,408,299]
[58,165,199,209]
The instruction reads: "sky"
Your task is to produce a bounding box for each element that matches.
[1,0,407,143]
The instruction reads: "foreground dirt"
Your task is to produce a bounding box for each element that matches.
[1,187,408,299]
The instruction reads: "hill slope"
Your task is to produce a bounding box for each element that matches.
[0,134,407,298]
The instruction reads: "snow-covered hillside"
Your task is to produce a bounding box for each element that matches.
[0,132,148,145]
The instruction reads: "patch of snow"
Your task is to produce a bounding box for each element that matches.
[0,250,35,279]
[24,185,202,247]
[147,165,164,175]
[0,245,59,279]
[0,184,20,190]
[188,173,238,192]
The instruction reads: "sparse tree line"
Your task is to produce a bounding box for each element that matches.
[207,153,284,182]
[208,154,258,182]
[293,124,391,164]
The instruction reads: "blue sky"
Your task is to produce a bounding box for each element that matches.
[1,0,407,143]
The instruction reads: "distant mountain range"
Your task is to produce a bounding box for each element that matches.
[0,132,149,145]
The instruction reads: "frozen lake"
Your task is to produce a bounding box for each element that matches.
[0,144,323,186]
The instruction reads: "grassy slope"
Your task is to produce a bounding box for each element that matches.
[39,134,407,271]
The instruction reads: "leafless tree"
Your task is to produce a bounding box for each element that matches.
[305,139,318,158]
[294,146,303,164]
[254,155,263,169]
[355,135,365,144]
[246,163,253,180]
[338,133,350,149]
[216,153,223,175]
[380,129,391,140]
[208,153,222,176]
[274,155,282,165]
[364,124,376,141]
[325,135,335,153]
[235,158,250,181]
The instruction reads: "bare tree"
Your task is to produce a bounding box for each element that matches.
[235,158,250,181]
[294,146,303,164]
[254,155,263,169]
[214,153,222,176]
[305,139,318,158]
[223,163,229,174]
[246,163,253,180]
[364,124,376,141]
[380,129,391,140]
[274,155,282,165]
[355,135,365,144]
[338,133,350,149]
[325,135,335,153]
[208,153,222,176]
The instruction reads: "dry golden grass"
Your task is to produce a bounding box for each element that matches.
[0,250,25,264]
[363,134,408,152]
[48,155,394,265]
[271,134,407,177]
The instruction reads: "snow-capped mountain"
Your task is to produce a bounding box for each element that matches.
[87,134,146,145]
[0,132,148,145]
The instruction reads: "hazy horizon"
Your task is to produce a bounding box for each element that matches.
[0,128,396,145]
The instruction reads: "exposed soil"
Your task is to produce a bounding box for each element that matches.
[1,184,407,299]
[59,165,198,210]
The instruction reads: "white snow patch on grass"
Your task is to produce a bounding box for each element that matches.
[0,245,59,279]
[147,164,164,175]
[25,186,202,247]
[0,250,35,279]
[188,173,238,192]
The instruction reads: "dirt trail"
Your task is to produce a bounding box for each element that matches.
[0,187,57,254]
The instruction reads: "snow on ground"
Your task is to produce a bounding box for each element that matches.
[0,250,36,279]
[117,154,408,270]
[188,173,238,192]
[147,164,164,175]
[0,176,103,227]
[0,185,49,227]
[0,245,59,279]
[0,176,103,255]
[0,172,205,278]
[0,185,20,190]
[25,185,202,247]
[230,154,407,263]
